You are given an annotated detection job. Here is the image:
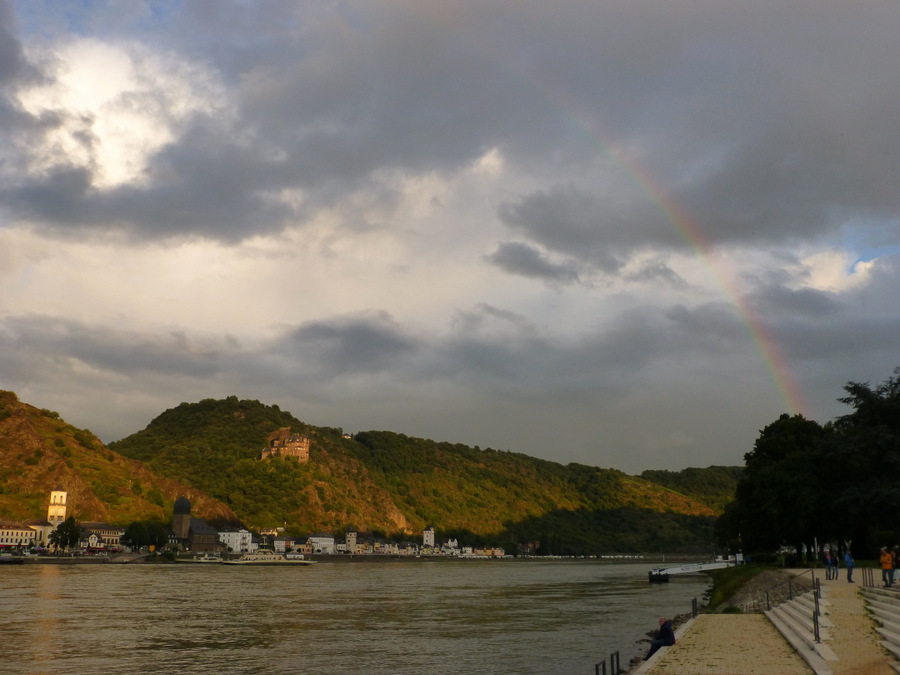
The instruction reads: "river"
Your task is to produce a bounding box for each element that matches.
[0,559,709,674]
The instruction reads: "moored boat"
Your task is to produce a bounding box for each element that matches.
[178,553,223,564]
[222,549,315,566]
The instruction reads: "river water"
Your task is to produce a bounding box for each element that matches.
[0,559,709,674]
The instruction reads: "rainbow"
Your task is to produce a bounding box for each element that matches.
[399,4,808,416]
[550,96,809,417]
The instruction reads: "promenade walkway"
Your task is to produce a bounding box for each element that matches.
[633,568,896,675]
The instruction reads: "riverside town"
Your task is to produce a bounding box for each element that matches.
[0,488,509,562]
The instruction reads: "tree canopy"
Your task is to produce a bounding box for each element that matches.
[718,367,900,558]
[121,521,169,551]
[49,516,81,552]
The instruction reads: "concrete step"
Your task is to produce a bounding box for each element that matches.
[768,605,835,658]
[793,593,830,618]
[863,590,900,608]
[776,601,832,638]
[879,633,900,660]
[875,626,900,650]
[765,609,835,674]
[862,586,900,603]
[869,600,900,626]
[871,613,900,637]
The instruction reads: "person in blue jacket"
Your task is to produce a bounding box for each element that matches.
[645,617,676,660]
[845,549,855,583]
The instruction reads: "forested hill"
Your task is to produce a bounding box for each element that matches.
[108,396,734,554]
[640,466,743,512]
[0,390,235,524]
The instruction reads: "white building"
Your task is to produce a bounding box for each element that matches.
[0,522,37,549]
[218,528,253,553]
[307,535,335,554]
[423,525,435,548]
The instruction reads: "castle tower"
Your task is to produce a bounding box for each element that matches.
[47,486,67,530]
[172,496,192,539]
[346,530,357,554]
[423,525,435,548]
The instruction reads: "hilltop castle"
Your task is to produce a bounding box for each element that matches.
[261,427,310,462]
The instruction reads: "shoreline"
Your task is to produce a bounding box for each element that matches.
[10,553,704,565]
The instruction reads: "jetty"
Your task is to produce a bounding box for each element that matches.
[648,561,734,582]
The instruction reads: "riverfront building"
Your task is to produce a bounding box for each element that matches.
[0,522,37,549]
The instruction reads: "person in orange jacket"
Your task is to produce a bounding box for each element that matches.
[880,547,894,587]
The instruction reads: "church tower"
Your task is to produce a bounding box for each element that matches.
[47,487,67,530]
[172,496,192,540]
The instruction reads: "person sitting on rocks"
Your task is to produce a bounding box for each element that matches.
[645,617,676,660]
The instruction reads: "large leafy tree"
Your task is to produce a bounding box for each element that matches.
[121,521,169,551]
[49,516,81,552]
[719,368,900,557]
[826,368,900,550]
[718,414,829,555]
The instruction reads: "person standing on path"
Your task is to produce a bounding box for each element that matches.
[845,549,855,583]
[825,551,834,580]
[881,547,894,586]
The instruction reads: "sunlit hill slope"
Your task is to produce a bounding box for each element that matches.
[0,391,235,524]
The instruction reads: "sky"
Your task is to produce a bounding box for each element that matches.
[1,1,898,474]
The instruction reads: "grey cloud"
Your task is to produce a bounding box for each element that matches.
[0,1,21,83]
[451,303,533,335]
[6,1,900,248]
[497,186,680,273]
[274,313,420,377]
[624,260,687,288]
[484,241,581,285]
[749,286,842,320]
[0,315,221,380]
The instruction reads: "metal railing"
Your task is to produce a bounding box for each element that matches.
[594,651,620,675]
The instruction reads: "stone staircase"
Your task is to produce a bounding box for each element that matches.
[860,585,900,674]
[764,586,836,675]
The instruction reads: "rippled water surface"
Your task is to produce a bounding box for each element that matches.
[0,560,708,674]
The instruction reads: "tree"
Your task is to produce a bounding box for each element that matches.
[719,369,900,558]
[122,521,170,551]
[723,413,830,555]
[49,516,81,552]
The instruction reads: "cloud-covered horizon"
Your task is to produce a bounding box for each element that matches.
[2,0,898,473]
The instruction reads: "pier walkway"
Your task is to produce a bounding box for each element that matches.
[632,568,897,675]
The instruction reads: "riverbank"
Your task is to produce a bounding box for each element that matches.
[622,566,814,673]
[630,566,897,674]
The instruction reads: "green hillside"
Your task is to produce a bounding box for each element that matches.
[109,396,727,554]
[640,466,743,512]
